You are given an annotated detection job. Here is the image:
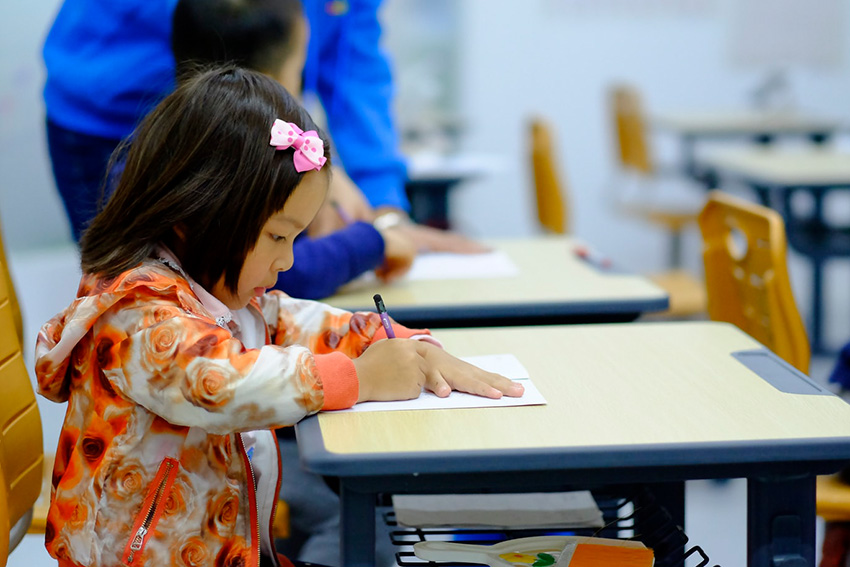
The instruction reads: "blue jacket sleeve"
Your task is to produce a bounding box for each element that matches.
[273,221,385,300]
[302,0,410,211]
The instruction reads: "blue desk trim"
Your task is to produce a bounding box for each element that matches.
[335,296,670,328]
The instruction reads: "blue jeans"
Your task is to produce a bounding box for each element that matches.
[46,119,122,242]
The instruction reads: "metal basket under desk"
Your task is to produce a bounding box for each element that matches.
[382,488,719,567]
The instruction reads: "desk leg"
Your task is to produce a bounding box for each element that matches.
[810,258,826,354]
[634,482,686,566]
[752,184,772,207]
[747,475,816,567]
[683,135,697,181]
[339,482,376,567]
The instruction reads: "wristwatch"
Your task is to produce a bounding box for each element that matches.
[372,211,409,231]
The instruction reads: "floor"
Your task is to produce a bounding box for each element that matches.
[5,241,843,567]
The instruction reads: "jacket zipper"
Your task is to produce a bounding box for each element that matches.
[238,434,262,567]
[123,457,178,566]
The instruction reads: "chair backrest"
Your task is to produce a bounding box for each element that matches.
[529,118,569,234]
[610,85,654,175]
[0,223,43,561]
[698,191,810,373]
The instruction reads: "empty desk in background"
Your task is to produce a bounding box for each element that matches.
[700,148,850,353]
[324,236,669,327]
[653,110,840,181]
[297,321,850,567]
[405,152,497,229]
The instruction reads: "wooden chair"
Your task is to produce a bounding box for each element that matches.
[529,117,705,318]
[0,224,44,566]
[530,118,569,234]
[698,190,809,373]
[609,84,703,270]
[698,191,850,561]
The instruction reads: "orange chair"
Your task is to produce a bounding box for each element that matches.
[698,191,850,563]
[609,84,704,270]
[698,190,809,373]
[0,223,44,565]
[529,118,569,235]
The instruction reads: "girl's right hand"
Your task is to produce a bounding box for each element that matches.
[353,339,524,403]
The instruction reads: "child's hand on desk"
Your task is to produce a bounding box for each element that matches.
[397,223,490,254]
[354,340,524,402]
[374,227,416,283]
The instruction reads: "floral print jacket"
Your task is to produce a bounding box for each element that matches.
[34,259,423,567]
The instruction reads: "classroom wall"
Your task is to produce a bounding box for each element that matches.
[447,0,850,277]
[0,0,69,251]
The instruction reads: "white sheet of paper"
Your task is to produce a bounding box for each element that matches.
[334,353,546,413]
[404,250,520,281]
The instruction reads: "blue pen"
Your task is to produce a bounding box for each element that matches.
[373,293,396,339]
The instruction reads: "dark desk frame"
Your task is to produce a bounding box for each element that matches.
[682,130,833,185]
[333,297,669,329]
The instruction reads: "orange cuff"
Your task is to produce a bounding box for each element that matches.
[314,352,359,410]
[371,324,431,343]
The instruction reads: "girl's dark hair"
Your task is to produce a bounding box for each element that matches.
[80,66,331,293]
[172,0,303,77]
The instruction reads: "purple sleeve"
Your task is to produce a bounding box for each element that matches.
[272,221,385,299]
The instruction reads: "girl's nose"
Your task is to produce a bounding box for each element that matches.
[274,252,294,273]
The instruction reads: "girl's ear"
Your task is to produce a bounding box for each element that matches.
[173,223,188,241]
[166,223,189,259]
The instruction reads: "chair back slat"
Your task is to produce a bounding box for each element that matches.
[0,221,43,557]
[530,118,569,234]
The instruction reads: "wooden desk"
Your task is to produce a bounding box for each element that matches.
[296,321,850,566]
[654,110,840,180]
[324,236,669,327]
[700,148,850,353]
[701,148,850,189]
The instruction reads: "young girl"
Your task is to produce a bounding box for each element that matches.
[35,67,522,567]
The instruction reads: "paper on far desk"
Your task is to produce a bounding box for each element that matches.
[335,354,546,413]
[404,250,520,281]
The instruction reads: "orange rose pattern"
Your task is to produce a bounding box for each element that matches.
[33,260,391,566]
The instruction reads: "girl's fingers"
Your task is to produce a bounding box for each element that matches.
[447,362,525,398]
[485,374,525,397]
[414,341,525,399]
[450,374,504,399]
[423,366,451,398]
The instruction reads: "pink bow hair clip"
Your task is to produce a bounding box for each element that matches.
[269,119,328,172]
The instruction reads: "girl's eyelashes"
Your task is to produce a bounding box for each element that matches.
[271,233,287,242]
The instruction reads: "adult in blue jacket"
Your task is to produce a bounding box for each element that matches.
[43,0,478,291]
[42,0,396,298]
[44,0,407,224]
[43,0,179,242]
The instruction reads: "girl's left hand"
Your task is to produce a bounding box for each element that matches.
[375,227,416,283]
[397,224,490,254]
[417,341,525,399]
